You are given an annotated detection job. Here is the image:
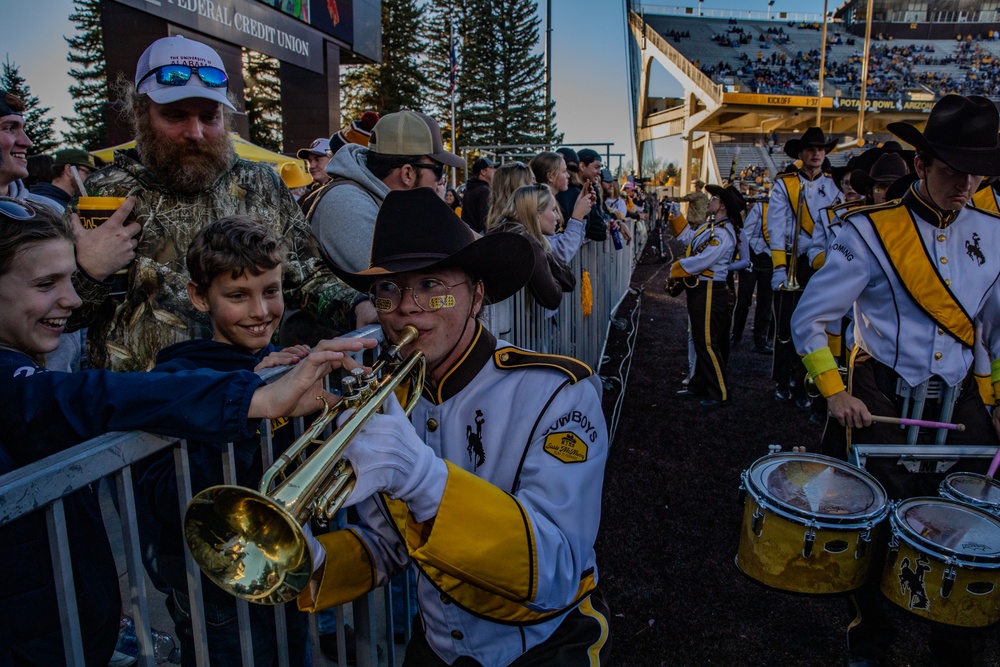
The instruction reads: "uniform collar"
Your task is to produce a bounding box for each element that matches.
[903,181,960,228]
[798,168,825,182]
[424,321,496,404]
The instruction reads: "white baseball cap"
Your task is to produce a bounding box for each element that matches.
[135,36,236,111]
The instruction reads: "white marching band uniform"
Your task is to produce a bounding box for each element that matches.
[303,324,610,667]
[767,170,839,272]
[792,184,1000,399]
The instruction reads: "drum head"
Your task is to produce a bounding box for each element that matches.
[894,498,1000,565]
[943,473,1000,508]
[749,453,887,525]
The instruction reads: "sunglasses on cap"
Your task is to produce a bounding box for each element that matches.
[0,197,37,221]
[138,64,229,89]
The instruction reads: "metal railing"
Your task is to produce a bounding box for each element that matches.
[0,226,645,665]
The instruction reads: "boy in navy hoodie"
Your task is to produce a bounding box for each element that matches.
[138,216,374,666]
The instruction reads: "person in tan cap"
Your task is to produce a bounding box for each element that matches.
[308,110,464,274]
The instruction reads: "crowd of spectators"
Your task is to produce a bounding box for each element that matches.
[696,21,1000,100]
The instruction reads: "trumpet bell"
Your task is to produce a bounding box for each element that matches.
[184,485,312,605]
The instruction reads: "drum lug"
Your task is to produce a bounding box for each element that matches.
[941,566,957,599]
[855,528,872,560]
[751,507,765,536]
[803,526,817,558]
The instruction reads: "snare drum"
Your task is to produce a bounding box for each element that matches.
[940,472,1000,516]
[881,497,1000,627]
[737,452,888,594]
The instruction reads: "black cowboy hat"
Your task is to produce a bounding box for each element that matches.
[329,188,533,303]
[783,127,839,159]
[888,94,1000,176]
[885,172,919,201]
[849,152,910,195]
[705,183,746,222]
[851,141,916,175]
[830,156,857,193]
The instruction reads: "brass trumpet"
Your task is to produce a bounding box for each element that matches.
[183,326,425,605]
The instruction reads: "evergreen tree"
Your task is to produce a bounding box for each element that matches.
[0,58,58,154]
[63,0,108,150]
[422,0,465,151]
[426,0,560,158]
[243,49,283,152]
[341,0,428,120]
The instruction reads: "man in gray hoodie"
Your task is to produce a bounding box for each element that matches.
[309,110,464,273]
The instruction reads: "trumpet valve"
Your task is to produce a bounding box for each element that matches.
[341,374,362,401]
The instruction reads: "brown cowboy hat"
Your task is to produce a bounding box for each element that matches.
[887,94,1000,176]
[851,141,915,175]
[705,183,747,221]
[329,188,533,303]
[849,152,910,195]
[885,172,919,201]
[783,127,838,159]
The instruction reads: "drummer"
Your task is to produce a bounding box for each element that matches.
[791,94,1000,667]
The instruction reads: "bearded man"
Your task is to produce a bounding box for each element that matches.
[70,36,370,371]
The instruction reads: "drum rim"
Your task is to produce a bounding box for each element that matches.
[744,452,889,526]
[891,496,1000,566]
[940,472,1000,509]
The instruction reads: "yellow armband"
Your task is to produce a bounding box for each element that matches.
[812,251,826,270]
[771,249,787,268]
[669,212,688,237]
[826,332,843,358]
[802,347,846,397]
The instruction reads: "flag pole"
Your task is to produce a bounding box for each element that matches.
[450,22,458,188]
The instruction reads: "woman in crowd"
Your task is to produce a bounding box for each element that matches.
[487,184,575,309]
[528,151,592,265]
[444,186,462,217]
[484,161,534,231]
[0,199,363,666]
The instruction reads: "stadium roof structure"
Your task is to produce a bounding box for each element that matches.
[627,8,999,191]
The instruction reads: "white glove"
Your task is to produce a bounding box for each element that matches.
[771,266,787,291]
[300,522,326,575]
[343,393,447,521]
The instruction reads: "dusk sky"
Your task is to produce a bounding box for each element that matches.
[5,0,828,170]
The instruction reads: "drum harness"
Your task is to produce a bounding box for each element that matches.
[873,361,961,446]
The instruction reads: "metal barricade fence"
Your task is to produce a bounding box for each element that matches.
[483,234,643,368]
[0,231,643,666]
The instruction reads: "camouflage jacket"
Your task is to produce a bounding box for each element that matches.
[70,149,360,371]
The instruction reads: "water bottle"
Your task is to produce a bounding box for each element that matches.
[610,222,624,250]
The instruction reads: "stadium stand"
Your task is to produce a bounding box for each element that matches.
[629,7,998,192]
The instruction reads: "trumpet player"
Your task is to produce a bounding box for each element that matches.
[668,184,746,408]
[304,188,612,666]
[767,128,839,410]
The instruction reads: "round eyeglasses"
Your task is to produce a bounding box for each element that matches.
[369,278,470,313]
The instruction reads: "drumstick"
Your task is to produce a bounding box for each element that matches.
[988,448,1000,480]
[869,415,965,431]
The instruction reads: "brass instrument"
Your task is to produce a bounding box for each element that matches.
[783,186,806,292]
[183,325,425,605]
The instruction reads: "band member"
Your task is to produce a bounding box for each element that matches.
[768,128,839,409]
[299,189,612,666]
[731,193,773,354]
[668,184,745,408]
[792,94,1000,666]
